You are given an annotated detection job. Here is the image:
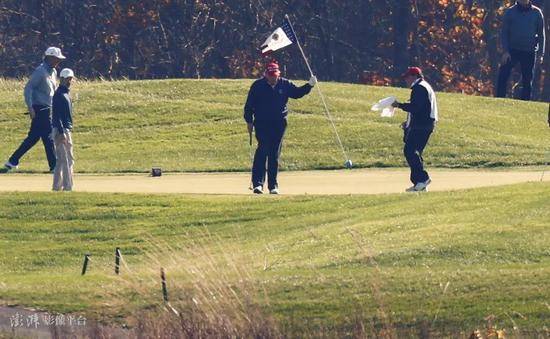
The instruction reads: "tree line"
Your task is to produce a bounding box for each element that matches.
[0,0,548,100]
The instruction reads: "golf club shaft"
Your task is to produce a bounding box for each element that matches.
[249,134,254,190]
[544,106,550,181]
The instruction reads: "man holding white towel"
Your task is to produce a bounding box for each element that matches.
[392,67,438,192]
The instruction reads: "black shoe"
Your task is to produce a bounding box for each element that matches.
[1,161,17,173]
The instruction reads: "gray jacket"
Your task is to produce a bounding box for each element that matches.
[23,62,57,109]
[501,3,545,57]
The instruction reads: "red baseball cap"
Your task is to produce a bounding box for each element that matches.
[265,62,281,76]
[402,67,423,78]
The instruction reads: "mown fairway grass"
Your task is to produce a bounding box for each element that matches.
[0,183,548,334]
[0,78,548,173]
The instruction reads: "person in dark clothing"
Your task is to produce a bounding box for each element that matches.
[392,67,439,192]
[52,68,75,191]
[2,47,66,173]
[244,61,317,194]
[496,0,545,101]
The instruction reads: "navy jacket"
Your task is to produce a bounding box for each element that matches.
[52,85,73,133]
[398,80,436,128]
[244,77,312,123]
[501,3,545,56]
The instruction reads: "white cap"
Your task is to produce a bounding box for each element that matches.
[59,68,75,79]
[44,47,66,60]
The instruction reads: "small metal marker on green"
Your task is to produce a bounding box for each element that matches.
[160,268,168,302]
[81,254,90,275]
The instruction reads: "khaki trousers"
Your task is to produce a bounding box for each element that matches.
[52,130,74,191]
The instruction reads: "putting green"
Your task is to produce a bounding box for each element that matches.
[0,168,547,195]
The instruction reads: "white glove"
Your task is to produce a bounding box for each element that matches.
[308,76,317,87]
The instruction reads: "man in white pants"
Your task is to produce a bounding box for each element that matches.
[52,68,75,191]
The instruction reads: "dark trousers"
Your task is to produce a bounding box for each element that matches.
[496,49,536,101]
[252,120,287,190]
[404,127,433,185]
[9,105,56,171]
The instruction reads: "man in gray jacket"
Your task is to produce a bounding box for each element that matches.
[496,0,545,101]
[2,47,66,172]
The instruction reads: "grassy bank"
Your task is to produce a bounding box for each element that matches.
[0,183,548,334]
[0,79,548,173]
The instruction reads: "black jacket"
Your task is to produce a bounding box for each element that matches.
[244,77,312,124]
[52,85,73,133]
[399,80,436,128]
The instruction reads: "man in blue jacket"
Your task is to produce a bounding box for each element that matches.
[496,0,545,101]
[392,67,438,192]
[52,68,75,191]
[3,47,66,173]
[244,61,317,194]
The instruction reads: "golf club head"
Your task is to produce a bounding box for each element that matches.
[344,159,353,169]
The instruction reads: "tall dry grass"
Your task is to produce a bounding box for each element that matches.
[64,230,549,338]
[105,231,280,338]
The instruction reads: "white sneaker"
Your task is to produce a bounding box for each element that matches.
[253,186,263,194]
[269,188,280,195]
[416,185,429,192]
[406,179,431,192]
[406,185,428,192]
[416,178,431,190]
[405,185,417,192]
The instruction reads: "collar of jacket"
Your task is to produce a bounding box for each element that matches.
[516,2,533,12]
[58,85,70,93]
[41,62,55,72]
[263,76,281,88]
[410,78,422,89]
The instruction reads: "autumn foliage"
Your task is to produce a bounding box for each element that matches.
[0,0,548,100]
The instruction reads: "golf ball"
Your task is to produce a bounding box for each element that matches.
[344,159,353,169]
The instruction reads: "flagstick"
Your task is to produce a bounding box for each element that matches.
[284,14,349,163]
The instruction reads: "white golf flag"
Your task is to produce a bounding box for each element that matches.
[261,27,293,54]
